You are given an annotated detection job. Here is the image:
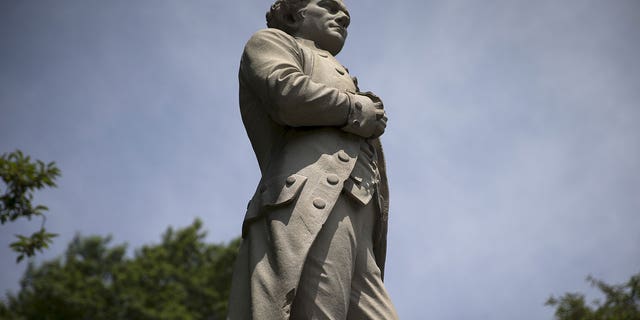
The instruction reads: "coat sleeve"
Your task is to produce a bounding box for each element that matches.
[240,29,353,127]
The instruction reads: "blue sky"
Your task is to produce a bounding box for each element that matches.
[1,0,639,319]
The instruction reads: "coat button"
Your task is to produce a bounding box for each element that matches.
[286,175,296,186]
[313,198,326,209]
[327,174,339,185]
[337,151,350,162]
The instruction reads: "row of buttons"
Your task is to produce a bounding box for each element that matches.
[312,151,352,210]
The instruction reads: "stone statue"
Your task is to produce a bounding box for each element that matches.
[228,0,397,318]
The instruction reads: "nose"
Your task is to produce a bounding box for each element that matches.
[335,12,350,28]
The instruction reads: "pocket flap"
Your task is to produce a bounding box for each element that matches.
[260,174,307,207]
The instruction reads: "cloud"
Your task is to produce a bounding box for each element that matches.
[1,1,639,319]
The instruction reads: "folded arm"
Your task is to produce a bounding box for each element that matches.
[240,29,352,127]
[241,29,387,137]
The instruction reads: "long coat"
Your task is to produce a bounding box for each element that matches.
[227,28,390,320]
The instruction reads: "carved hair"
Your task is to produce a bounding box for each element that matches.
[266,0,310,35]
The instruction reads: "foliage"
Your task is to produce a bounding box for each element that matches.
[546,272,640,320]
[0,219,241,320]
[0,150,60,262]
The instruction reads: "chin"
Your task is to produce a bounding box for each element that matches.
[322,36,346,55]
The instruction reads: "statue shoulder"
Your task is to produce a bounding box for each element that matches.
[246,28,299,50]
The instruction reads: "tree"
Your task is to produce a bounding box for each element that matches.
[0,150,60,262]
[546,272,640,320]
[0,219,240,320]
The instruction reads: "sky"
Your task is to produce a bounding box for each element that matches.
[1,0,639,319]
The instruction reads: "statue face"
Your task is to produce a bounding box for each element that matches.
[294,0,350,55]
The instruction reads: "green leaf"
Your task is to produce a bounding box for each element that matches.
[1,150,60,262]
[2,220,241,319]
[547,273,640,320]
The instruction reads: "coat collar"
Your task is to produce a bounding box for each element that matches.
[295,37,332,56]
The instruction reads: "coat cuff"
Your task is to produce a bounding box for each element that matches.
[342,92,365,131]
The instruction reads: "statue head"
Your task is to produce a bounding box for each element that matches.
[266,0,350,55]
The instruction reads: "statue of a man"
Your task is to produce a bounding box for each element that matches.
[228,0,397,318]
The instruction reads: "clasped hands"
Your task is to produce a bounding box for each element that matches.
[341,92,387,139]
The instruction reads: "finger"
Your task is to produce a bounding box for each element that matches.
[361,91,381,102]
[375,110,385,120]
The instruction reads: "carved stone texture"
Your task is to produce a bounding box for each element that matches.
[228,1,397,319]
